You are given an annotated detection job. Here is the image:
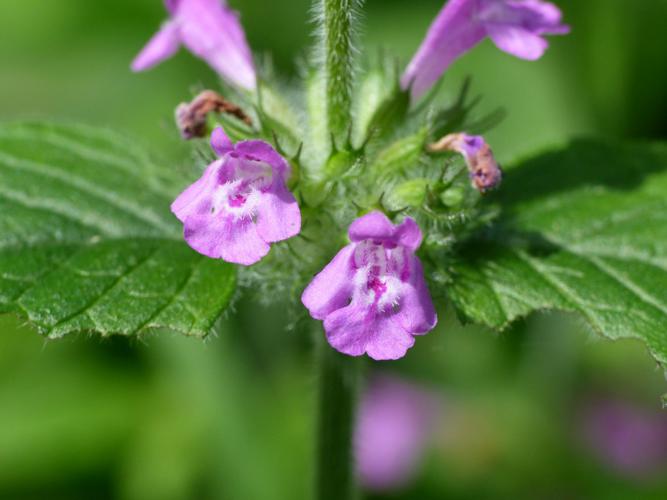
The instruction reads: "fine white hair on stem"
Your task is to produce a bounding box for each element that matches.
[310,0,365,145]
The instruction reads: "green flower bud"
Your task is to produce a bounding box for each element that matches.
[302,150,358,207]
[300,179,331,208]
[440,186,465,207]
[325,149,356,179]
[371,128,428,178]
[385,179,429,210]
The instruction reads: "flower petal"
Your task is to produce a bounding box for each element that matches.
[393,256,437,334]
[210,127,234,156]
[324,306,416,361]
[170,159,221,223]
[235,140,290,178]
[131,20,181,72]
[301,245,355,320]
[395,217,422,252]
[177,0,256,90]
[348,211,396,243]
[486,24,549,60]
[400,0,485,100]
[365,318,416,361]
[506,0,570,34]
[402,0,569,100]
[183,214,269,265]
[255,180,301,243]
[163,0,181,15]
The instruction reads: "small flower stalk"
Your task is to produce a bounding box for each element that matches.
[171,127,300,265]
[429,133,502,192]
[402,0,570,99]
[302,212,437,361]
[132,0,256,90]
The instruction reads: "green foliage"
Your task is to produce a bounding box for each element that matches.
[0,122,236,338]
[447,139,667,364]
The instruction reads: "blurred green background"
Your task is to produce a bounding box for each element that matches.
[1,0,667,499]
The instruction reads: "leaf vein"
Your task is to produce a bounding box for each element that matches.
[585,255,667,316]
[45,245,163,336]
[0,151,175,234]
[132,258,202,336]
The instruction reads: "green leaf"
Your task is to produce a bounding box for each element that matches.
[0,121,236,339]
[448,139,667,364]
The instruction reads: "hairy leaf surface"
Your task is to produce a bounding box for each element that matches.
[0,122,235,338]
[448,139,667,363]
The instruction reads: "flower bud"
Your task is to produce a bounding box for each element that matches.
[372,129,428,178]
[175,90,251,139]
[325,149,357,179]
[385,179,429,210]
[429,133,502,192]
[440,186,465,207]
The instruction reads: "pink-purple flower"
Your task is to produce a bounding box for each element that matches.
[132,0,256,90]
[402,0,570,99]
[355,375,442,491]
[580,397,667,478]
[301,212,437,361]
[171,127,301,265]
[429,132,502,192]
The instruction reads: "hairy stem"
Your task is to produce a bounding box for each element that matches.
[315,336,360,500]
[320,0,360,143]
[313,2,362,498]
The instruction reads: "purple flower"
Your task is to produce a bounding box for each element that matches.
[429,132,502,192]
[402,0,570,99]
[171,127,301,265]
[132,0,256,90]
[301,212,437,361]
[580,397,667,478]
[355,375,442,491]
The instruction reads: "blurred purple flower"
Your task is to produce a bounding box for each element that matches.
[171,127,300,265]
[132,0,256,90]
[402,0,570,99]
[301,212,437,361]
[580,397,667,477]
[429,132,502,192]
[355,375,441,491]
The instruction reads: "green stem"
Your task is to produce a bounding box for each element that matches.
[314,3,361,497]
[321,0,359,142]
[315,336,360,500]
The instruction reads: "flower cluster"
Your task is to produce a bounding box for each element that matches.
[133,0,568,360]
